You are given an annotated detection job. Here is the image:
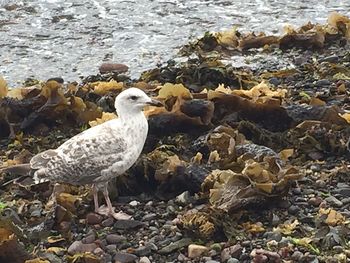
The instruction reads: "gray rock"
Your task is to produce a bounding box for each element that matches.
[106,234,127,244]
[82,234,96,244]
[68,240,98,255]
[106,244,117,253]
[142,213,157,221]
[101,217,115,227]
[133,245,151,257]
[175,191,191,205]
[227,258,239,263]
[325,196,343,207]
[114,220,144,230]
[291,251,303,261]
[113,252,138,263]
[139,257,151,263]
[158,238,192,254]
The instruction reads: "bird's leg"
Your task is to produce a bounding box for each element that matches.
[96,184,131,220]
[92,184,100,213]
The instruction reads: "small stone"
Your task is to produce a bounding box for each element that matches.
[86,213,103,225]
[227,258,239,263]
[82,234,96,244]
[133,245,151,257]
[176,191,191,205]
[139,257,151,263]
[210,243,222,252]
[325,196,343,207]
[308,197,322,207]
[271,214,280,226]
[68,240,98,255]
[113,252,137,263]
[188,244,209,258]
[315,180,326,188]
[288,205,300,214]
[142,213,157,221]
[114,220,144,230]
[93,247,104,256]
[101,217,115,227]
[158,238,192,254]
[206,260,220,263]
[106,244,117,253]
[99,63,129,74]
[333,246,343,253]
[221,244,243,261]
[129,200,140,207]
[106,234,127,244]
[264,231,282,242]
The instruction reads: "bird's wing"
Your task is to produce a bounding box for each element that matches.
[32,119,128,184]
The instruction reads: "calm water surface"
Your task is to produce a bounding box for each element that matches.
[0,0,349,85]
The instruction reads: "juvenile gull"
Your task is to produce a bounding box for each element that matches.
[29,88,162,219]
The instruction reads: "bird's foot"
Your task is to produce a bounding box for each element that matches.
[95,205,132,220]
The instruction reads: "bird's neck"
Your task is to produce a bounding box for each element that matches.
[119,110,149,143]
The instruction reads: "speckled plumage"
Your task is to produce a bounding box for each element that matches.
[30,88,150,187]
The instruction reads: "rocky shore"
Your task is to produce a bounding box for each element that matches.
[1,12,350,263]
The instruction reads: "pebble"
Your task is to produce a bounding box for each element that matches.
[133,245,151,257]
[106,234,127,244]
[114,220,144,230]
[106,244,117,253]
[86,213,103,225]
[227,258,239,263]
[291,251,303,261]
[325,196,343,207]
[99,63,129,74]
[264,231,282,242]
[308,197,323,207]
[142,213,157,221]
[113,252,137,263]
[175,191,191,205]
[139,257,151,263]
[158,238,192,254]
[288,205,301,214]
[188,244,208,258]
[221,244,243,261]
[129,200,140,207]
[82,234,96,244]
[206,260,220,263]
[67,240,98,255]
[102,217,115,227]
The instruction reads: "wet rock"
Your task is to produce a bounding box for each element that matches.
[113,252,138,263]
[99,63,129,74]
[86,212,103,225]
[325,196,343,207]
[114,220,144,230]
[158,238,192,254]
[101,217,115,227]
[68,240,98,255]
[188,244,209,258]
[106,234,127,244]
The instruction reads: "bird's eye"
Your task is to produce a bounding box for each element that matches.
[130,95,138,100]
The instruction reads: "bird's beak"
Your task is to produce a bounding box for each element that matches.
[146,99,163,107]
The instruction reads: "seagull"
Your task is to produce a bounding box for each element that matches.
[10,88,162,219]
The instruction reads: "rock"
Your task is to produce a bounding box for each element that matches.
[67,240,98,255]
[308,197,322,207]
[291,251,303,261]
[106,234,127,244]
[106,244,117,253]
[188,244,208,258]
[99,63,129,74]
[288,205,301,214]
[133,245,151,257]
[227,258,239,263]
[139,257,151,263]
[114,220,144,230]
[264,231,282,242]
[210,243,222,252]
[86,213,103,225]
[158,238,192,254]
[47,77,64,84]
[325,196,343,207]
[221,244,243,261]
[142,213,157,221]
[82,234,96,244]
[113,252,138,263]
[101,217,115,227]
[129,200,140,207]
[176,191,191,205]
[206,260,220,263]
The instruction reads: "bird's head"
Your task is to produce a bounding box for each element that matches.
[114,87,162,115]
